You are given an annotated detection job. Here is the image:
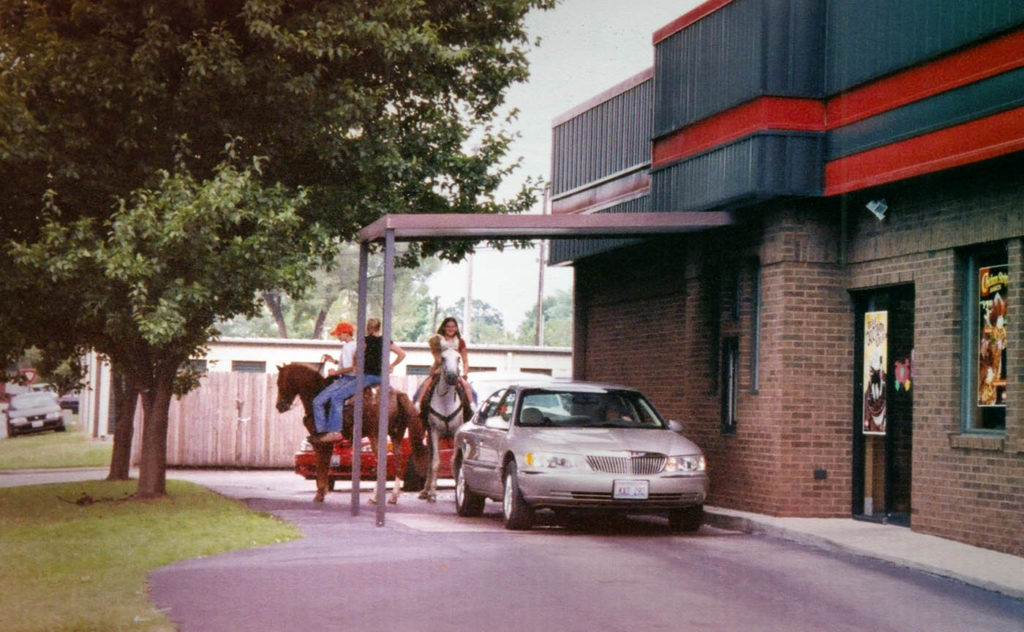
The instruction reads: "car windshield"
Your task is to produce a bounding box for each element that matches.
[517,389,666,429]
[9,392,56,409]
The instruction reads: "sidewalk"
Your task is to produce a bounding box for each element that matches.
[704,506,1024,601]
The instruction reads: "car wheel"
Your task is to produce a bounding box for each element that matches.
[502,460,533,530]
[668,505,703,533]
[55,424,66,433]
[454,459,485,517]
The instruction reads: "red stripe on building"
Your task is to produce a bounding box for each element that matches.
[824,106,1024,195]
[652,97,825,168]
[827,29,1024,127]
[653,0,735,44]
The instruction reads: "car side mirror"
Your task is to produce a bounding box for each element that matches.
[667,419,684,433]
[484,416,510,430]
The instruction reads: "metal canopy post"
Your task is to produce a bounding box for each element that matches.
[350,242,370,515]
[375,229,396,525]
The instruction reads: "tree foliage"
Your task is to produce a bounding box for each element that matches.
[515,288,572,347]
[0,0,556,496]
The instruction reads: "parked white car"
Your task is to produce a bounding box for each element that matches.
[5,391,65,437]
[452,381,708,532]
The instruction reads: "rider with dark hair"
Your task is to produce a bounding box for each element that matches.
[417,317,473,420]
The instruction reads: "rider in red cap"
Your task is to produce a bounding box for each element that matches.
[311,321,357,438]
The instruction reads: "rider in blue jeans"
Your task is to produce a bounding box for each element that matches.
[312,321,357,439]
[314,318,406,443]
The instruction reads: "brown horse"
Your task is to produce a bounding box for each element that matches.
[275,363,427,503]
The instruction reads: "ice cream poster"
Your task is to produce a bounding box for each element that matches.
[978,265,1008,407]
[863,311,887,436]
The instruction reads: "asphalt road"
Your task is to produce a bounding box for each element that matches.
[145,470,1024,632]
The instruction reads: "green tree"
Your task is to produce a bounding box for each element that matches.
[0,1,554,496]
[218,245,440,341]
[13,159,323,495]
[443,298,514,344]
[516,289,572,347]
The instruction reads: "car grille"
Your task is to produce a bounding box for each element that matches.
[585,454,666,475]
[569,491,703,503]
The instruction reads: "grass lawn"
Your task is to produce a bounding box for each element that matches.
[0,419,112,470]
[0,479,302,632]
[0,424,302,630]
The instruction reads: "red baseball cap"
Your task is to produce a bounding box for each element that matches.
[329,321,354,336]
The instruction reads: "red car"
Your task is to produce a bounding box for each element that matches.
[294,435,454,491]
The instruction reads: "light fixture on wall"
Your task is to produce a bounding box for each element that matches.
[866,199,887,221]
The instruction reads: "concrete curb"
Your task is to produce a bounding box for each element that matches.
[704,507,1024,601]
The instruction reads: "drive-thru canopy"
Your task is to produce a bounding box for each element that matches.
[349,211,735,525]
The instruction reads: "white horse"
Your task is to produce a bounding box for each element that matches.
[420,346,469,502]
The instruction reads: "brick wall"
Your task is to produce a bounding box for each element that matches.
[845,156,1024,556]
[572,154,1024,556]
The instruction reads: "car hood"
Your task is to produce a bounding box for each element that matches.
[515,427,702,456]
[8,393,61,414]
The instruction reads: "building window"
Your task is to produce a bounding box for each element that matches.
[750,259,761,394]
[231,361,266,373]
[721,337,739,434]
[961,245,1008,431]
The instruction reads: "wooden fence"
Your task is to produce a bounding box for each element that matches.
[130,372,422,468]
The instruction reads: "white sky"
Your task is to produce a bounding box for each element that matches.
[427,0,702,331]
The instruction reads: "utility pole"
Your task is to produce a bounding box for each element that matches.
[535,185,550,346]
[464,254,473,343]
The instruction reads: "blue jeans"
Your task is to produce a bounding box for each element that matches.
[312,374,382,433]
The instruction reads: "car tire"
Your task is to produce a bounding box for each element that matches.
[56,424,66,433]
[668,505,703,533]
[502,460,533,530]
[454,459,485,517]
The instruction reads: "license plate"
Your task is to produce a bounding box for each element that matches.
[330,455,340,468]
[31,421,44,428]
[613,480,648,500]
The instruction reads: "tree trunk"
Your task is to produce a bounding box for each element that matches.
[134,365,176,498]
[263,290,288,338]
[106,367,139,481]
[313,309,327,339]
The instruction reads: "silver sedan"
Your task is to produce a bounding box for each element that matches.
[452,381,708,531]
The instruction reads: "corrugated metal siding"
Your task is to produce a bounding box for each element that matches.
[825,0,1024,94]
[651,133,823,212]
[548,195,648,265]
[653,0,825,138]
[828,66,1024,160]
[551,79,652,197]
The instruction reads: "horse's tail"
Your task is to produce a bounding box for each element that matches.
[397,391,430,476]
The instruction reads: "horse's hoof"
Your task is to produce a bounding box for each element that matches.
[368,496,378,505]
[417,490,429,500]
[427,493,437,503]
[314,494,325,503]
[388,497,398,505]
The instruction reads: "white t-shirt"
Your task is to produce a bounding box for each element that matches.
[339,340,356,371]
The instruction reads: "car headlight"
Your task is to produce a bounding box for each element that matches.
[525,452,579,469]
[665,454,706,473]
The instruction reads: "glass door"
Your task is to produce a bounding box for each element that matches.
[852,285,914,525]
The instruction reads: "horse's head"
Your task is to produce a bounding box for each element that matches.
[439,347,461,385]
[275,365,298,413]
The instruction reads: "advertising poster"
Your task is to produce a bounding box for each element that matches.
[863,311,887,436]
[978,265,1009,407]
